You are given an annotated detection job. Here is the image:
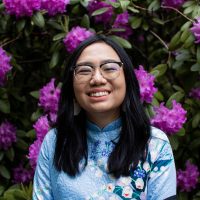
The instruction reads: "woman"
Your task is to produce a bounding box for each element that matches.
[33,35,176,200]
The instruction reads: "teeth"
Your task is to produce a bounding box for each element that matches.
[90,91,109,97]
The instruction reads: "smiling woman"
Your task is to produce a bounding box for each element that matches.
[32,35,177,200]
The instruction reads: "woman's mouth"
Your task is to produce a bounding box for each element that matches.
[89,91,110,97]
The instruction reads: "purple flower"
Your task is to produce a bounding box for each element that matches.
[0,121,16,150]
[151,100,187,135]
[28,139,42,169]
[13,164,34,184]
[63,26,94,53]
[33,115,50,141]
[88,0,115,25]
[112,11,133,39]
[0,47,12,86]
[162,0,185,8]
[189,87,200,100]
[38,78,60,113]
[177,160,200,192]
[41,0,70,16]
[134,65,157,103]
[191,18,200,44]
[3,0,41,17]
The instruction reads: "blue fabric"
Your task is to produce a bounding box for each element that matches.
[33,119,176,200]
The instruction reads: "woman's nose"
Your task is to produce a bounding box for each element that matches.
[90,68,107,85]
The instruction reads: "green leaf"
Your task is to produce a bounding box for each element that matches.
[168,31,182,51]
[26,129,36,139]
[5,147,14,162]
[197,46,200,64]
[70,0,80,4]
[30,91,39,99]
[191,63,200,72]
[91,7,109,16]
[192,113,200,128]
[169,135,179,150]
[119,0,130,12]
[152,17,164,25]
[172,85,184,92]
[81,14,90,28]
[0,152,4,162]
[0,165,10,179]
[109,35,132,49]
[32,12,45,28]
[148,0,160,11]
[0,99,10,114]
[189,138,200,150]
[154,91,164,101]
[130,17,142,29]
[53,33,66,41]
[180,21,192,31]
[49,51,60,68]
[127,6,139,13]
[166,91,185,107]
[31,109,42,122]
[151,97,160,106]
[72,4,80,14]
[16,139,29,150]
[16,19,26,32]
[180,29,190,43]
[150,64,167,77]
[0,185,5,196]
[183,34,195,48]
[150,70,159,77]
[109,1,120,8]
[176,128,185,136]
[47,21,62,31]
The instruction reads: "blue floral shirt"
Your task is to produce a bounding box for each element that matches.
[33,118,176,200]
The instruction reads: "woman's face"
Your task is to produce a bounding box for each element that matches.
[73,42,126,119]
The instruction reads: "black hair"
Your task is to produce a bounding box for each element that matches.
[54,34,151,178]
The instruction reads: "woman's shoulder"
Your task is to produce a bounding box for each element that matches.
[42,128,57,148]
[150,126,169,143]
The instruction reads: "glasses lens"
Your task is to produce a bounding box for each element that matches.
[74,65,92,81]
[101,62,121,80]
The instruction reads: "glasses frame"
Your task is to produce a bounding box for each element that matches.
[73,61,123,82]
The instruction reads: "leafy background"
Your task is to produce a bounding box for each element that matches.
[0,0,200,199]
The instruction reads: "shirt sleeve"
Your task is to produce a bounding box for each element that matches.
[147,139,177,200]
[32,132,54,200]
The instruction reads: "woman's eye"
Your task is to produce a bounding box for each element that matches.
[77,67,92,74]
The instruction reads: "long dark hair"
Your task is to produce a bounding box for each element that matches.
[54,35,151,178]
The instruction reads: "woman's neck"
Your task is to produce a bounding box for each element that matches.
[86,110,120,128]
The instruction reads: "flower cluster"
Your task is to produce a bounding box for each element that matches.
[13,164,34,184]
[177,160,200,192]
[38,78,60,121]
[0,121,17,150]
[33,115,50,141]
[151,100,187,135]
[3,0,41,17]
[63,26,94,53]
[28,139,42,169]
[41,0,70,16]
[191,18,200,44]
[0,47,12,86]
[88,0,115,25]
[134,65,157,103]
[189,87,200,100]
[113,11,133,39]
[162,0,185,8]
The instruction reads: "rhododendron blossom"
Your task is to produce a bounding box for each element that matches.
[151,100,187,134]
[38,78,60,114]
[28,139,42,169]
[0,47,12,86]
[0,121,16,150]
[88,0,115,25]
[41,0,70,16]
[3,0,41,17]
[63,26,94,53]
[177,160,200,192]
[113,11,133,39]
[33,115,50,141]
[162,0,185,8]
[191,18,200,44]
[189,87,200,100]
[134,65,157,103]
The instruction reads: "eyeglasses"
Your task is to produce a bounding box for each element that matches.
[73,61,123,82]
